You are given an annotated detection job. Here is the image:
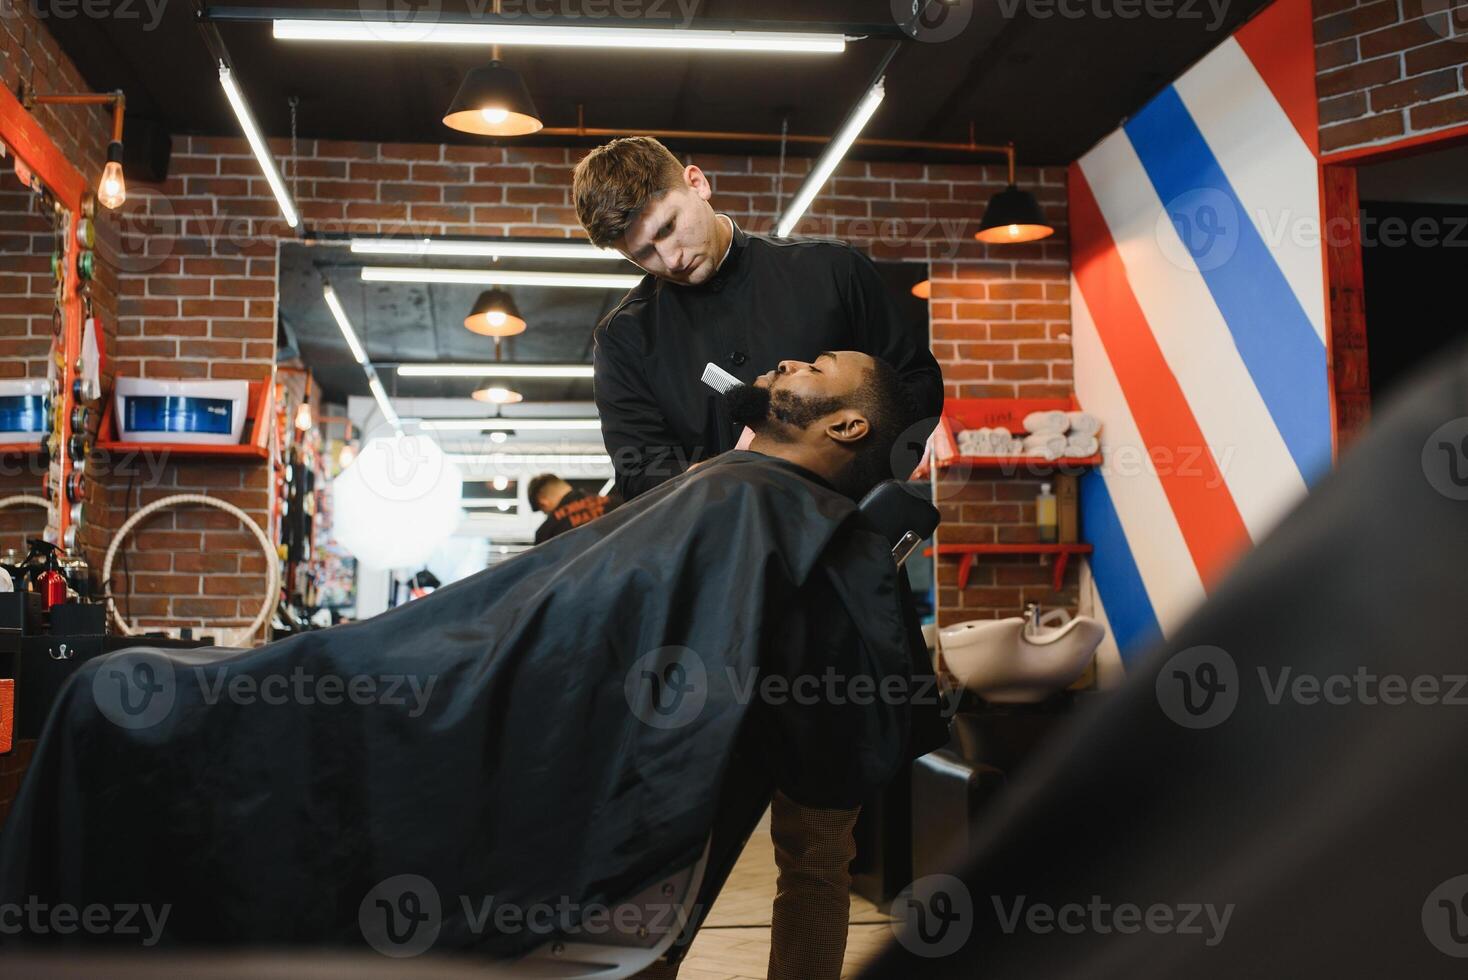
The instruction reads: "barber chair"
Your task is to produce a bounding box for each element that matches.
[518,480,941,978]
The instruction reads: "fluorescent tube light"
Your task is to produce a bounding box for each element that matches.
[447,453,612,469]
[273,20,846,54]
[361,267,643,289]
[349,238,623,261]
[217,64,299,228]
[322,284,368,365]
[420,418,602,431]
[396,364,594,379]
[777,79,885,237]
[367,373,401,430]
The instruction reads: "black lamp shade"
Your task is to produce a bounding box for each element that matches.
[464,288,527,337]
[443,62,543,137]
[975,184,1054,244]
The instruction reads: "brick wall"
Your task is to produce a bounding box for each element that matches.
[1316,0,1468,153]
[4,6,1074,637]
[142,139,1074,629]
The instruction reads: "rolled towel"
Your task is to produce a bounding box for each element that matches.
[1008,437,1025,455]
[1065,433,1099,457]
[1022,409,1069,435]
[1066,411,1101,436]
[1023,432,1066,459]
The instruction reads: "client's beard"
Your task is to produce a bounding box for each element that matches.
[724,384,845,444]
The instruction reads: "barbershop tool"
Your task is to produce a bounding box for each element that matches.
[700,362,742,394]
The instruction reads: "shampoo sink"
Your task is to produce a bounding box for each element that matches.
[940,609,1105,703]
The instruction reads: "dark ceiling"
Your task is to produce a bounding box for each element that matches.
[44,0,1270,168]
[281,242,620,401]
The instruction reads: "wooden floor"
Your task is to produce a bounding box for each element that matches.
[675,808,895,980]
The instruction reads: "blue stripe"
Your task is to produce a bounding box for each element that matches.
[1080,470,1162,664]
[1124,87,1332,485]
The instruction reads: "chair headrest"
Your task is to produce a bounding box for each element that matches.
[857,481,941,562]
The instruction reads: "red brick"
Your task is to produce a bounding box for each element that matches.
[1317,55,1402,98]
[1404,38,1468,76]
[1321,110,1406,151]
[1358,14,1453,58]
[1368,69,1460,112]
[1320,91,1369,124]
[1314,0,1402,44]
[1410,93,1468,130]
[1315,37,1360,72]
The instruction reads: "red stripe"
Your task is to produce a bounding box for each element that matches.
[1068,163,1252,589]
[1234,0,1320,157]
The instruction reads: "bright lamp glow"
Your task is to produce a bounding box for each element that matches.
[361,267,642,290]
[294,402,313,431]
[472,386,523,404]
[350,238,622,261]
[397,363,593,379]
[777,79,885,237]
[218,64,299,228]
[332,434,463,568]
[273,20,846,53]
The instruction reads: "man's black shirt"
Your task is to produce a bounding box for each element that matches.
[533,487,620,544]
[593,218,944,499]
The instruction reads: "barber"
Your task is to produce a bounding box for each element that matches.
[572,136,943,500]
[573,137,946,980]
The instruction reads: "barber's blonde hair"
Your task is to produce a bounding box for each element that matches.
[572,137,686,247]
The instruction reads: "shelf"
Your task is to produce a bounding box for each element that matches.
[932,454,1102,472]
[0,442,42,456]
[917,396,1101,479]
[926,542,1094,592]
[95,379,273,462]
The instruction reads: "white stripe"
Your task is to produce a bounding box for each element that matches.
[1070,284,1206,638]
[1078,560,1127,685]
[1079,129,1309,543]
[1173,38,1327,343]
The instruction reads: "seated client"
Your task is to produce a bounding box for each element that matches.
[0,351,946,963]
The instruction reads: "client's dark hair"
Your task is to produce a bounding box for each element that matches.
[841,356,918,499]
[526,473,560,511]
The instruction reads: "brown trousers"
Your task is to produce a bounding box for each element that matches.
[635,790,862,980]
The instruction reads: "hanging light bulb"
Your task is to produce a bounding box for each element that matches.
[472,385,523,404]
[443,61,543,136]
[294,400,313,431]
[338,443,358,468]
[464,288,526,337]
[491,474,509,491]
[97,141,126,209]
[489,431,509,444]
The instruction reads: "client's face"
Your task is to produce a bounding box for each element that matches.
[726,351,873,437]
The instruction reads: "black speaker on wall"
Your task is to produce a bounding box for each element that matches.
[121,116,172,183]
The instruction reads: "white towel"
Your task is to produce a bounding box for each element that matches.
[1065,433,1099,457]
[1022,409,1069,435]
[1023,432,1066,459]
[959,427,1016,455]
[1066,411,1101,436]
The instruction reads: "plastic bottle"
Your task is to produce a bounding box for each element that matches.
[1036,483,1058,543]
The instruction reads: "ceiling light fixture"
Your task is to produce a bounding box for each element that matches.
[463,288,527,337]
[396,363,593,379]
[218,63,299,228]
[419,418,601,431]
[272,20,847,54]
[323,280,400,432]
[361,267,642,289]
[777,77,886,237]
[975,143,1054,245]
[349,237,622,261]
[444,60,543,136]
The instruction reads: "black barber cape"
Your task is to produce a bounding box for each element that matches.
[0,452,940,957]
[864,342,1468,979]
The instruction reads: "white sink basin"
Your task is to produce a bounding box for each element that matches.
[940,612,1106,703]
